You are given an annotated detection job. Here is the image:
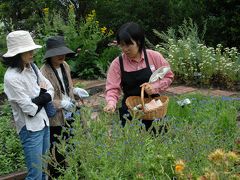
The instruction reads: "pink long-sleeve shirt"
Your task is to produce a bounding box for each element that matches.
[105,49,174,108]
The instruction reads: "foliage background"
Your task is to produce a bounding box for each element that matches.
[0,1,239,88]
[0,1,239,177]
[1,0,239,49]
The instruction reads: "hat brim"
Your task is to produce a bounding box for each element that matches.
[43,46,75,59]
[3,45,42,57]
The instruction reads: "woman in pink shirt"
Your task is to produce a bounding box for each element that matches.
[104,22,174,129]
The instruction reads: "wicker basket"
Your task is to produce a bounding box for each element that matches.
[125,86,169,120]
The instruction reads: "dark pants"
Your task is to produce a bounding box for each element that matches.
[49,123,74,179]
[119,105,156,129]
[49,126,65,179]
[119,107,153,129]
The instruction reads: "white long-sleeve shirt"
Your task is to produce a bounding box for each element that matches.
[4,65,54,134]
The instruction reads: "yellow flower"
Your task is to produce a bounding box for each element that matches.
[230,174,240,179]
[136,173,144,179]
[208,149,225,164]
[202,171,218,180]
[69,4,74,10]
[86,10,96,22]
[175,159,185,173]
[86,17,93,22]
[43,8,49,15]
[91,10,96,15]
[101,26,107,33]
[225,151,238,162]
[108,29,114,36]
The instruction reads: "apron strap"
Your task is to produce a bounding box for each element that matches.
[143,48,150,68]
[119,55,124,76]
[118,49,150,79]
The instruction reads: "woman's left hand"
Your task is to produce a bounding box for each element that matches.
[140,83,154,95]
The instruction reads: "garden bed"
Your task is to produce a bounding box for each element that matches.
[0,171,27,180]
[1,84,240,179]
[51,93,240,179]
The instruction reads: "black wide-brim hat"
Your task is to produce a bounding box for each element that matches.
[43,36,75,59]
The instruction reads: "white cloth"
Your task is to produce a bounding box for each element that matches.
[144,99,163,111]
[73,87,89,98]
[177,98,191,106]
[149,66,171,83]
[4,66,54,134]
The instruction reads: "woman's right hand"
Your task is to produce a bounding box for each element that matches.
[103,104,115,113]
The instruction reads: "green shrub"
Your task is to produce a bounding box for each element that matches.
[0,64,6,84]
[35,8,113,79]
[0,27,7,84]
[154,19,240,89]
[96,46,121,77]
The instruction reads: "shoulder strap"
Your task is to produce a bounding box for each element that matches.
[119,55,124,74]
[30,62,39,85]
[48,62,68,95]
[118,55,124,84]
[143,48,150,68]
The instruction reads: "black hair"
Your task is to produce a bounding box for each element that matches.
[45,58,51,64]
[1,54,25,72]
[116,22,145,52]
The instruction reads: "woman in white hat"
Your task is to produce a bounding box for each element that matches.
[40,35,89,178]
[2,30,54,180]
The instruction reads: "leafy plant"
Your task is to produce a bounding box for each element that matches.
[0,26,7,84]
[0,101,25,175]
[45,93,240,179]
[154,19,240,89]
[0,83,4,94]
[35,8,113,79]
[96,46,121,77]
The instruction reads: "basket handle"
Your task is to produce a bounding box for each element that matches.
[141,86,146,111]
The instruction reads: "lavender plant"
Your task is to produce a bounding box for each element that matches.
[45,93,240,179]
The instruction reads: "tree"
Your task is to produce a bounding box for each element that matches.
[0,0,48,31]
[94,0,172,44]
[205,0,240,49]
[0,0,95,32]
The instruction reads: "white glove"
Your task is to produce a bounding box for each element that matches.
[60,99,75,111]
[73,87,89,98]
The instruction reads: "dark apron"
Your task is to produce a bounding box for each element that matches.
[119,49,157,129]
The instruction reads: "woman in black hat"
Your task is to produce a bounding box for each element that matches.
[40,35,89,178]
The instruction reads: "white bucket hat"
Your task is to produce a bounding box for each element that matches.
[3,30,42,57]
